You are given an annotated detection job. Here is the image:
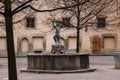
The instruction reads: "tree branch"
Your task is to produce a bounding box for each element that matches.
[0,11,4,15]
[80,0,114,30]
[17,0,30,3]
[12,0,33,14]
[12,0,89,15]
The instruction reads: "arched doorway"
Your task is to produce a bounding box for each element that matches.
[21,38,29,53]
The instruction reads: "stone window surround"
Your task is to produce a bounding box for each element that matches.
[26,17,35,28]
[17,34,46,55]
[62,17,71,27]
[96,14,107,29]
[97,16,106,28]
[66,35,82,50]
[91,34,117,53]
[31,34,46,52]
[101,33,117,50]
[25,14,36,29]
[17,35,31,55]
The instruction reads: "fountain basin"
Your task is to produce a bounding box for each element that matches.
[21,53,95,73]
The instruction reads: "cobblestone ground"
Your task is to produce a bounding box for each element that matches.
[0,56,120,80]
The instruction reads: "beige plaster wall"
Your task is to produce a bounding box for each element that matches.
[0,37,6,51]
[0,0,120,55]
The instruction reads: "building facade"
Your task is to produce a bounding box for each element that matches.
[0,0,120,56]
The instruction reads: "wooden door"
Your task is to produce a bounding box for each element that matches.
[92,37,101,54]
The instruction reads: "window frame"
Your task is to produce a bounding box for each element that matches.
[97,17,106,28]
[26,17,35,28]
[62,17,71,27]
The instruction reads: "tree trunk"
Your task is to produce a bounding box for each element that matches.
[5,15,18,80]
[76,0,80,53]
[76,28,80,53]
[5,0,18,80]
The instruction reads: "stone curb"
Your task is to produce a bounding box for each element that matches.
[21,68,96,73]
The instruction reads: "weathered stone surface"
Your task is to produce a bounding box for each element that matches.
[51,44,65,54]
[114,52,120,69]
[27,53,90,70]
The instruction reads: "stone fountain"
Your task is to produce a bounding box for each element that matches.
[21,20,95,73]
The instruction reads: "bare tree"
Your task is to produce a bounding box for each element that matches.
[0,0,118,80]
[0,0,92,80]
[46,0,117,53]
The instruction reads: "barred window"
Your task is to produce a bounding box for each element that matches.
[97,17,106,28]
[62,17,70,27]
[26,18,35,28]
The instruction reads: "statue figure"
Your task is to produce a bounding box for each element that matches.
[52,20,64,45]
[51,20,65,54]
[53,23,60,44]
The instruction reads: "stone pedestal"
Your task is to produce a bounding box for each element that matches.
[114,52,120,69]
[51,44,65,54]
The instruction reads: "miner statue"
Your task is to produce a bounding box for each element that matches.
[52,20,64,45]
[51,19,65,54]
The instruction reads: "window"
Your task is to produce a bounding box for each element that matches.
[62,17,70,27]
[97,17,106,28]
[26,18,35,28]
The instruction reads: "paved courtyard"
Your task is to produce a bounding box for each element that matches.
[0,56,120,80]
